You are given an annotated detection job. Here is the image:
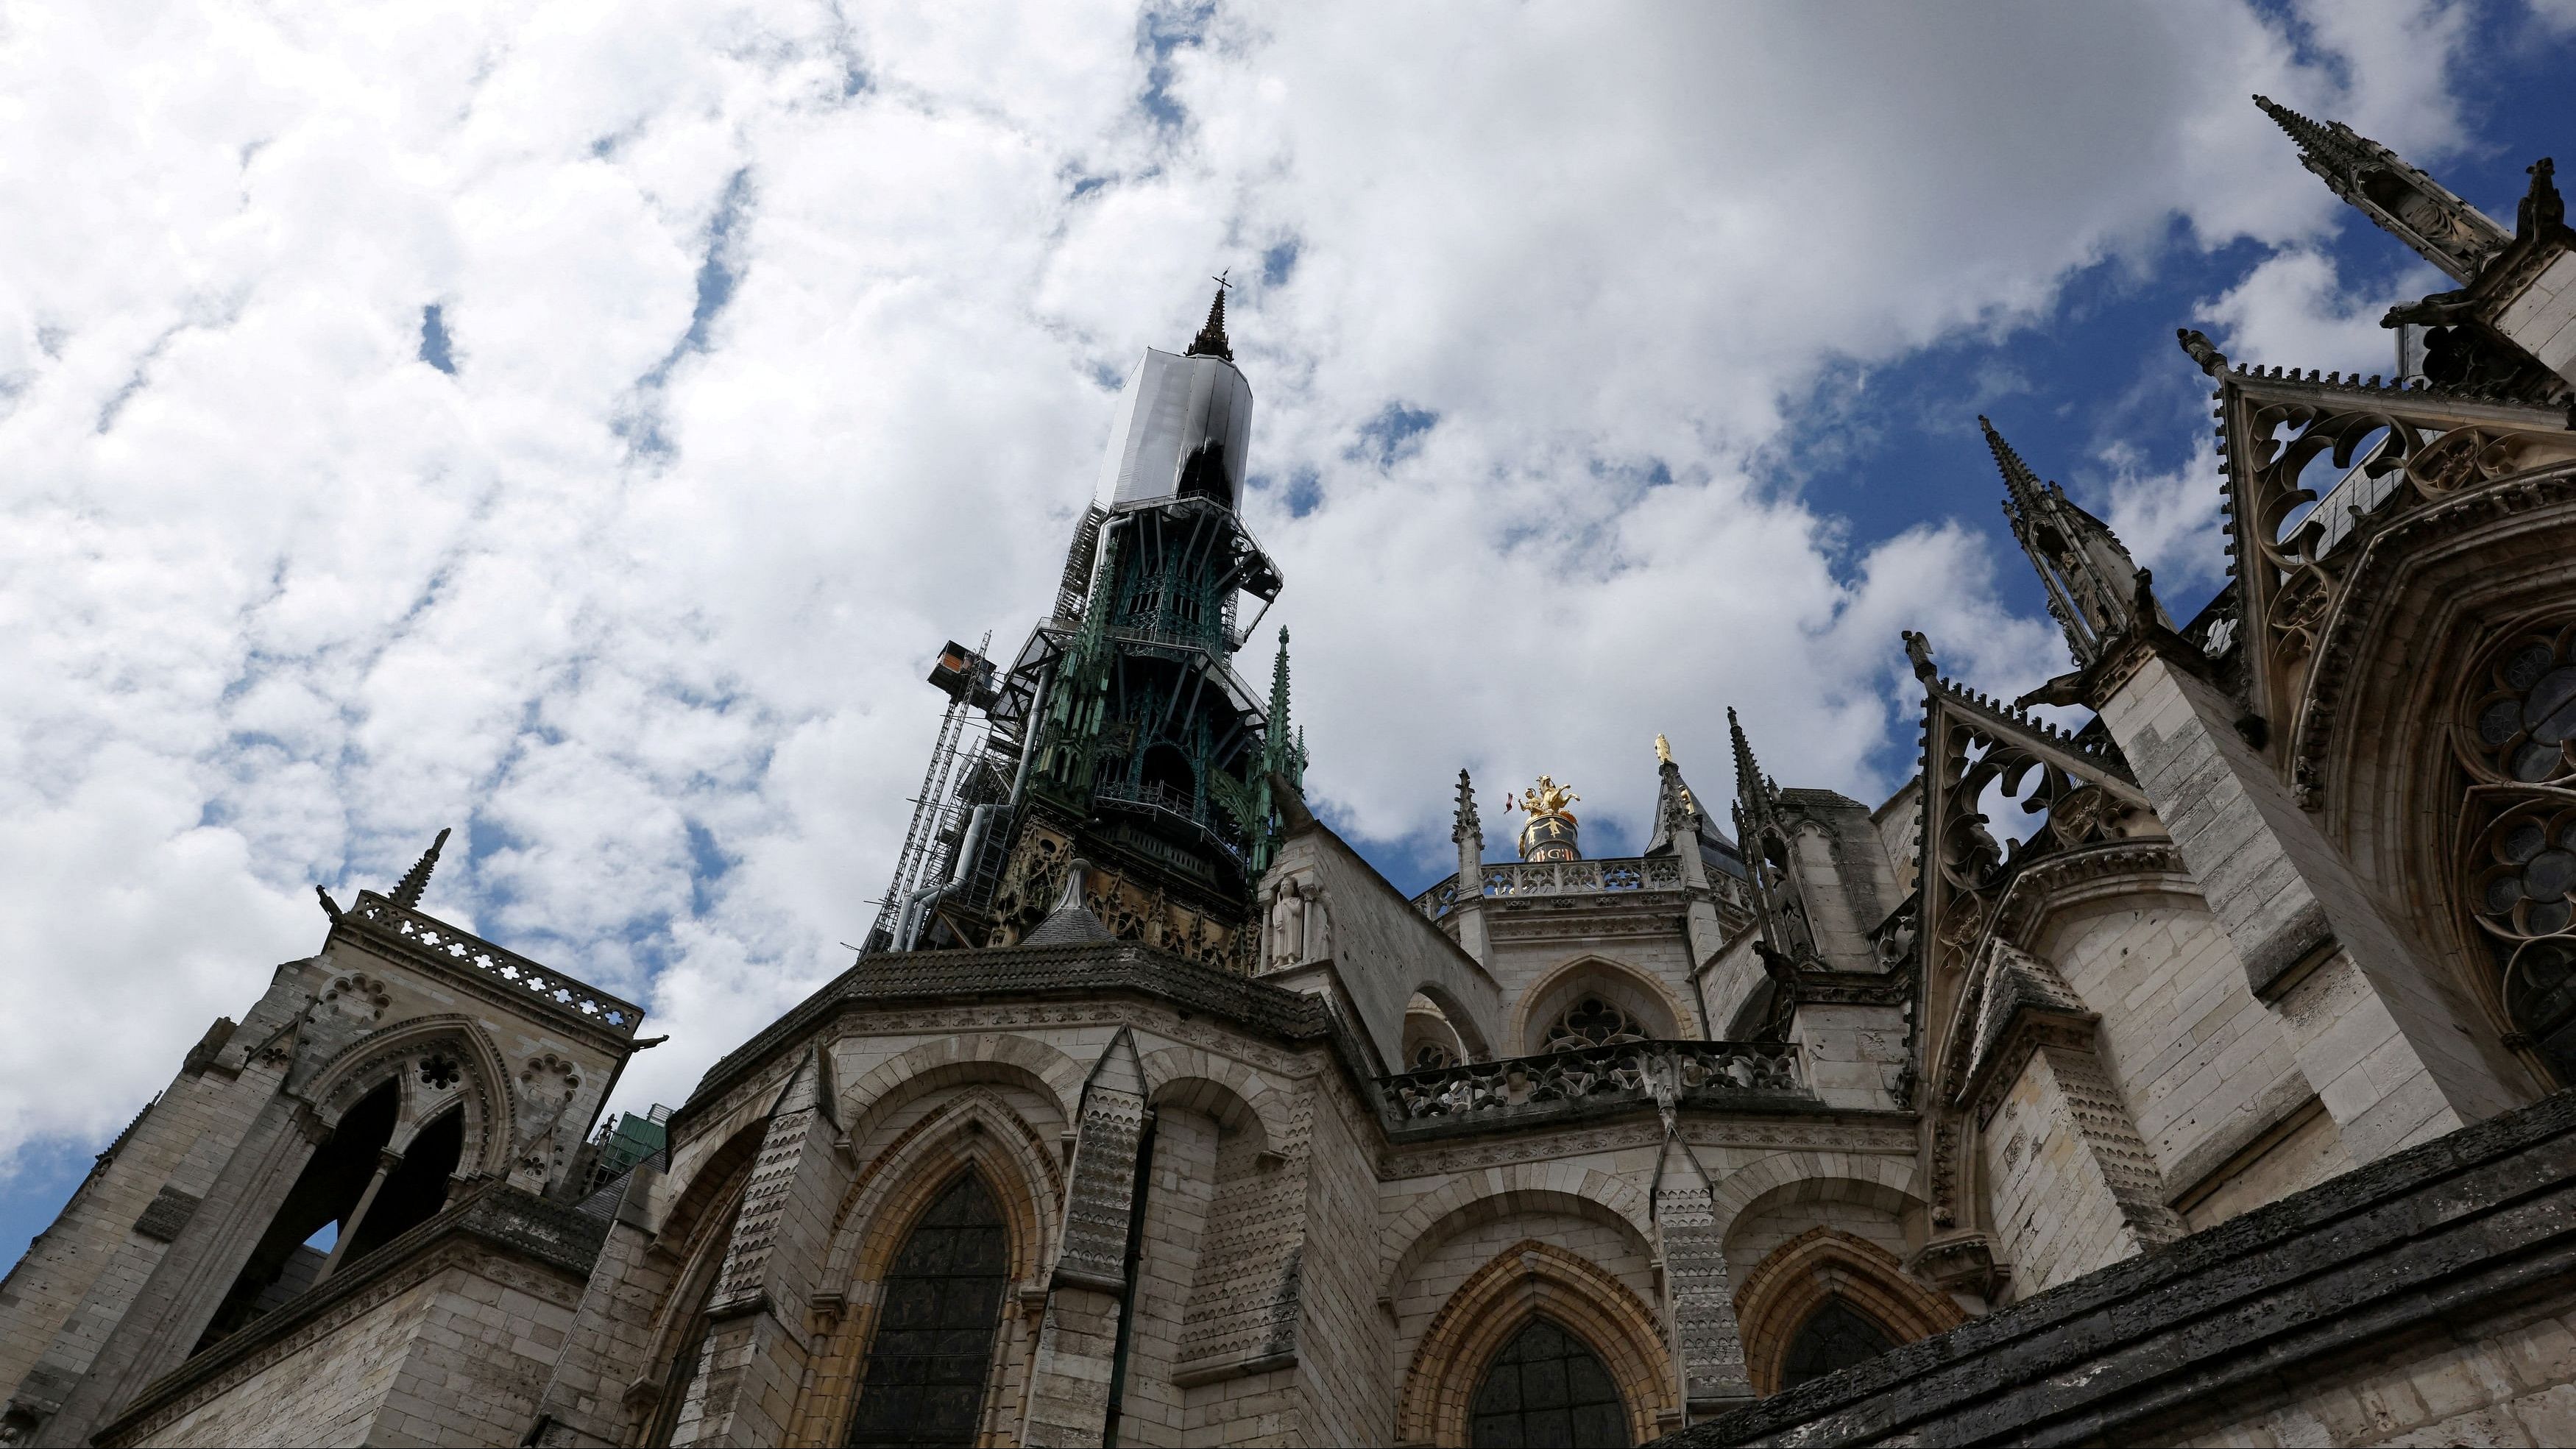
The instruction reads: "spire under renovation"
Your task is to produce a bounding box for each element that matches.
[390,827,450,909]
[2253,95,2510,283]
[1186,274,1234,362]
[1983,417,2162,668]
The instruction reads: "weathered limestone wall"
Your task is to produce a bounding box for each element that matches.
[2036,896,2343,1215]
[1980,1050,2151,1299]
[1790,1004,1906,1111]
[2095,651,2527,1161]
[1273,1078,1381,1449]
[102,1241,586,1449]
[1262,821,1499,1068]
[1117,1106,1214,1447]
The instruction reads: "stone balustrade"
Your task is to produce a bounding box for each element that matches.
[1378,1040,1803,1126]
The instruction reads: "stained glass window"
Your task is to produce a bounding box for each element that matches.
[1468,1317,1630,1448]
[1780,1298,1896,1389]
[846,1173,1009,1448]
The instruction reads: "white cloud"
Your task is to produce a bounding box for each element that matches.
[0,0,2478,1161]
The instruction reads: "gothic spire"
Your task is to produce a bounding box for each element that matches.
[390,827,450,908]
[1186,274,1234,362]
[2252,95,2508,283]
[1981,416,2162,667]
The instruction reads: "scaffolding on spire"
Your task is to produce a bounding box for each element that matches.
[866,634,996,953]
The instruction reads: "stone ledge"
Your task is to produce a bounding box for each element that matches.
[681,941,1328,1121]
[1655,1087,2576,1447]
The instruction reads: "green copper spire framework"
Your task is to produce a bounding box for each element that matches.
[869,282,1298,963]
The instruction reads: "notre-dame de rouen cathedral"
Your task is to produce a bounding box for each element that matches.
[7,99,2576,1449]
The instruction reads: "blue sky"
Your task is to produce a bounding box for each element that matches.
[4,1,2575,1260]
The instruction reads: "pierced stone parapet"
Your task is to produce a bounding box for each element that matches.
[342,890,645,1038]
[1410,854,1695,920]
[1378,1041,1804,1130]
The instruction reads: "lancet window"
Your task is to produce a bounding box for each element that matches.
[844,1172,1011,1448]
[1468,1317,1631,1448]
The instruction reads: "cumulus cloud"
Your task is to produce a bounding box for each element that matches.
[0,0,2482,1166]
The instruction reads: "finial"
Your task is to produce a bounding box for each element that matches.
[1655,733,1674,767]
[1902,631,1936,681]
[390,827,450,908]
[1453,768,1482,843]
[1186,271,1234,362]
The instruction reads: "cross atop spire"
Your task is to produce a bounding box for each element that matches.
[2251,94,2508,283]
[391,827,451,908]
[1186,272,1234,361]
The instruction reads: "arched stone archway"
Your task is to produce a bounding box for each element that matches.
[791,1088,1062,1446]
[1382,1166,1656,1305]
[1508,956,1691,1057]
[1732,1227,1963,1397]
[1396,1240,1671,1447]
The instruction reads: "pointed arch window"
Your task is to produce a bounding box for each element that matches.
[1780,1297,1897,1389]
[1468,1317,1630,1448]
[846,1172,1010,1448]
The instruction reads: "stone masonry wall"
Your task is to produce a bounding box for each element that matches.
[1979,1050,2148,1300]
[2037,897,2337,1214]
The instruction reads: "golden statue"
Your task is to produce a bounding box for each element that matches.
[1512,775,1579,819]
[1655,733,1674,765]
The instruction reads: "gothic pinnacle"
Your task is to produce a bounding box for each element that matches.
[390,827,451,908]
[2251,94,2365,176]
[1979,416,2049,517]
[1727,708,1770,820]
[1186,272,1234,362]
[1453,768,1482,843]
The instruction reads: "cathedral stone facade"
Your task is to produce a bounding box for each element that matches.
[6,102,2576,1448]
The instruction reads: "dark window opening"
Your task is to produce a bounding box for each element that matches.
[343,1105,463,1261]
[1780,1297,1897,1389]
[1469,1317,1630,1448]
[194,1080,399,1353]
[1175,439,1234,508]
[845,1172,1009,1448]
[1139,743,1195,801]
